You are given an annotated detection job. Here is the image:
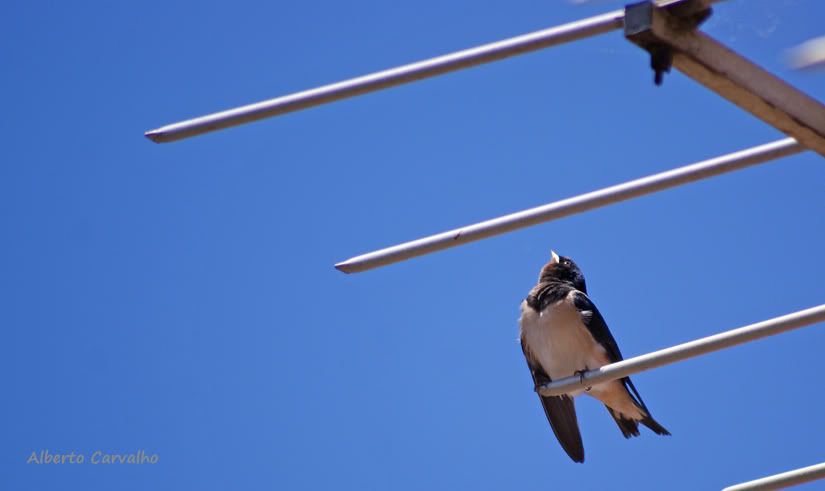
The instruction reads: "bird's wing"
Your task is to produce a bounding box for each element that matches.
[520,336,585,463]
[570,291,652,413]
[570,291,624,362]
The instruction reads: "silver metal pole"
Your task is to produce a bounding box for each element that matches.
[723,462,825,491]
[335,138,803,274]
[145,10,624,143]
[538,304,825,397]
[789,36,825,71]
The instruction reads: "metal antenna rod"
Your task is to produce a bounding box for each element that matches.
[145,10,624,143]
[723,462,825,491]
[335,138,804,274]
[789,35,825,70]
[538,304,825,397]
[145,0,725,143]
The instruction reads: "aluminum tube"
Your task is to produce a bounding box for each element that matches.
[538,304,825,397]
[723,462,825,491]
[145,10,624,143]
[335,138,804,274]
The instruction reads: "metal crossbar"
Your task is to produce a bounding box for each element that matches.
[335,138,804,273]
[145,1,737,143]
[144,9,625,143]
[537,304,825,397]
[723,462,825,491]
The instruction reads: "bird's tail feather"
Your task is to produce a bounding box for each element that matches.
[606,406,670,437]
[606,407,640,438]
[640,415,670,436]
[606,377,671,438]
[623,377,671,436]
[540,394,585,463]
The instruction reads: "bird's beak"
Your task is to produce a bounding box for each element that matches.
[550,250,560,264]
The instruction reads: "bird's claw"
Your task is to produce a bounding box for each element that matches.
[574,369,592,392]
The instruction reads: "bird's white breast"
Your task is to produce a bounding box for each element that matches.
[519,291,611,397]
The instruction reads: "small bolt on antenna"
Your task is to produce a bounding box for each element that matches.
[624,0,710,86]
[649,44,673,85]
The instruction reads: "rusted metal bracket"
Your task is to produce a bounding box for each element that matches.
[625,0,825,157]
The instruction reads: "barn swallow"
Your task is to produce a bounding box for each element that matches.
[519,251,669,463]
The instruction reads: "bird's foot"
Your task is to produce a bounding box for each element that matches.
[574,369,592,392]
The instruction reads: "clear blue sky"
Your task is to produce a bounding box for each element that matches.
[4,1,824,489]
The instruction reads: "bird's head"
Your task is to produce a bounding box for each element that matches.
[539,250,587,292]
